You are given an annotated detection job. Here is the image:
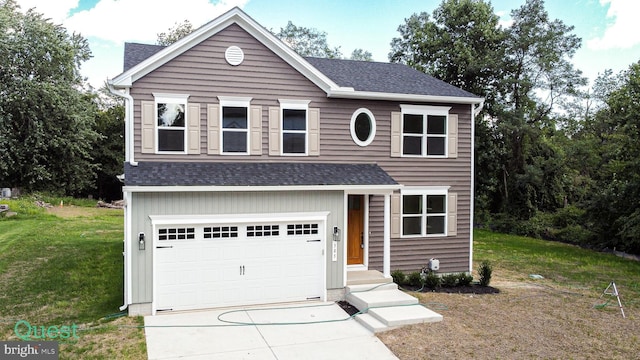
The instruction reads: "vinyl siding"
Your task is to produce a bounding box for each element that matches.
[128,24,474,279]
[129,191,344,304]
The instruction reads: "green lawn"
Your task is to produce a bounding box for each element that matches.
[474,229,640,308]
[0,196,146,359]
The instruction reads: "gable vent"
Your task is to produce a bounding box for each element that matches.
[225,46,244,66]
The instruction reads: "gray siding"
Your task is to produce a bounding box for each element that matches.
[129,191,344,304]
[129,24,473,278]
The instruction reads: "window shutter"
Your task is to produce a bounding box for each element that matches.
[390,112,401,157]
[391,193,401,238]
[207,104,220,154]
[268,106,280,156]
[308,107,320,156]
[141,101,155,154]
[250,105,262,155]
[448,114,458,158]
[447,192,458,236]
[187,103,201,154]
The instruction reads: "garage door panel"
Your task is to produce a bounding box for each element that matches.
[155,219,324,312]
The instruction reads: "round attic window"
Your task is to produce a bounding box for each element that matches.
[350,108,376,146]
[225,46,244,66]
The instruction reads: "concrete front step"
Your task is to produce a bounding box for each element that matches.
[355,305,443,333]
[346,282,398,294]
[346,289,418,312]
[369,304,443,327]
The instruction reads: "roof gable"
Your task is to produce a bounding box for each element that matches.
[110,7,482,104]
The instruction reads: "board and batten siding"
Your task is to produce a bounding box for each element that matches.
[128,24,474,276]
[129,191,344,304]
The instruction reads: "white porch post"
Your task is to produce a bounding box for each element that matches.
[383,193,391,277]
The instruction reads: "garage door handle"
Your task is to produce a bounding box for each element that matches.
[156,246,173,249]
[307,239,321,242]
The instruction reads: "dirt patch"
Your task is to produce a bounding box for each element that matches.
[377,278,638,359]
[46,206,122,218]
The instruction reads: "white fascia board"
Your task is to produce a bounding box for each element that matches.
[149,211,330,226]
[109,7,343,93]
[327,89,485,105]
[123,184,401,194]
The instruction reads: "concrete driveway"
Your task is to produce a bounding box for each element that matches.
[144,302,398,359]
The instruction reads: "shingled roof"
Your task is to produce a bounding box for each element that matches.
[121,42,478,99]
[125,162,398,187]
[305,57,477,98]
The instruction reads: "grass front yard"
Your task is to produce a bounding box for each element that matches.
[0,196,146,359]
[1,198,638,359]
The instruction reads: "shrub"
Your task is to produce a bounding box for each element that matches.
[391,270,406,285]
[478,260,493,287]
[457,272,473,286]
[441,273,458,287]
[423,271,441,289]
[407,271,423,287]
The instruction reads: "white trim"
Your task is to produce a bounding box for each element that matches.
[219,97,252,155]
[154,93,189,154]
[400,104,451,115]
[350,108,376,147]
[149,211,330,225]
[328,89,484,104]
[110,8,342,93]
[119,190,132,311]
[383,194,391,278]
[400,188,449,238]
[124,184,402,193]
[279,100,309,156]
[469,103,476,273]
[400,105,450,158]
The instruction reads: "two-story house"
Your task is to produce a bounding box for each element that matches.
[109,7,483,316]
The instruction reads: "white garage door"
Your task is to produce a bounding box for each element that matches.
[154,217,325,312]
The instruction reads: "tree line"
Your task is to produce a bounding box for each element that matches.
[1,0,638,253]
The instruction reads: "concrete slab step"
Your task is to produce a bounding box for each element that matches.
[346,282,398,294]
[346,289,418,312]
[354,313,394,333]
[369,304,443,327]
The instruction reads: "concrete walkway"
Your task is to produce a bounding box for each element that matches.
[144,302,398,359]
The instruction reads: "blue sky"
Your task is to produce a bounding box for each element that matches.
[15,0,640,89]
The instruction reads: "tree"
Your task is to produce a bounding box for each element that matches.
[350,49,373,61]
[276,21,342,58]
[0,0,98,194]
[157,20,194,46]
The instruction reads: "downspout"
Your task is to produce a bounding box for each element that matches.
[107,83,137,166]
[469,99,483,273]
[107,81,135,311]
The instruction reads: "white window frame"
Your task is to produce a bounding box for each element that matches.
[154,93,189,154]
[218,96,252,155]
[350,108,376,147]
[400,105,451,158]
[279,99,310,156]
[401,186,449,238]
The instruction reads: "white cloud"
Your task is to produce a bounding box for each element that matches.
[65,0,249,44]
[587,0,640,50]
[15,0,79,22]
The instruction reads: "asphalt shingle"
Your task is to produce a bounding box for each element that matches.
[125,162,398,187]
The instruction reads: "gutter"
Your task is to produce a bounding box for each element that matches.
[473,100,485,116]
[107,82,137,167]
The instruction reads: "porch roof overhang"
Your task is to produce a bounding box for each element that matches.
[123,161,401,194]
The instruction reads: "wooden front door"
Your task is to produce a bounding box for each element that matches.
[347,195,364,265]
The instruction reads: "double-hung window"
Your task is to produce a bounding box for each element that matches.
[155,94,189,153]
[219,97,251,154]
[402,188,448,237]
[401,105,450,157]
[280,100,309,155]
